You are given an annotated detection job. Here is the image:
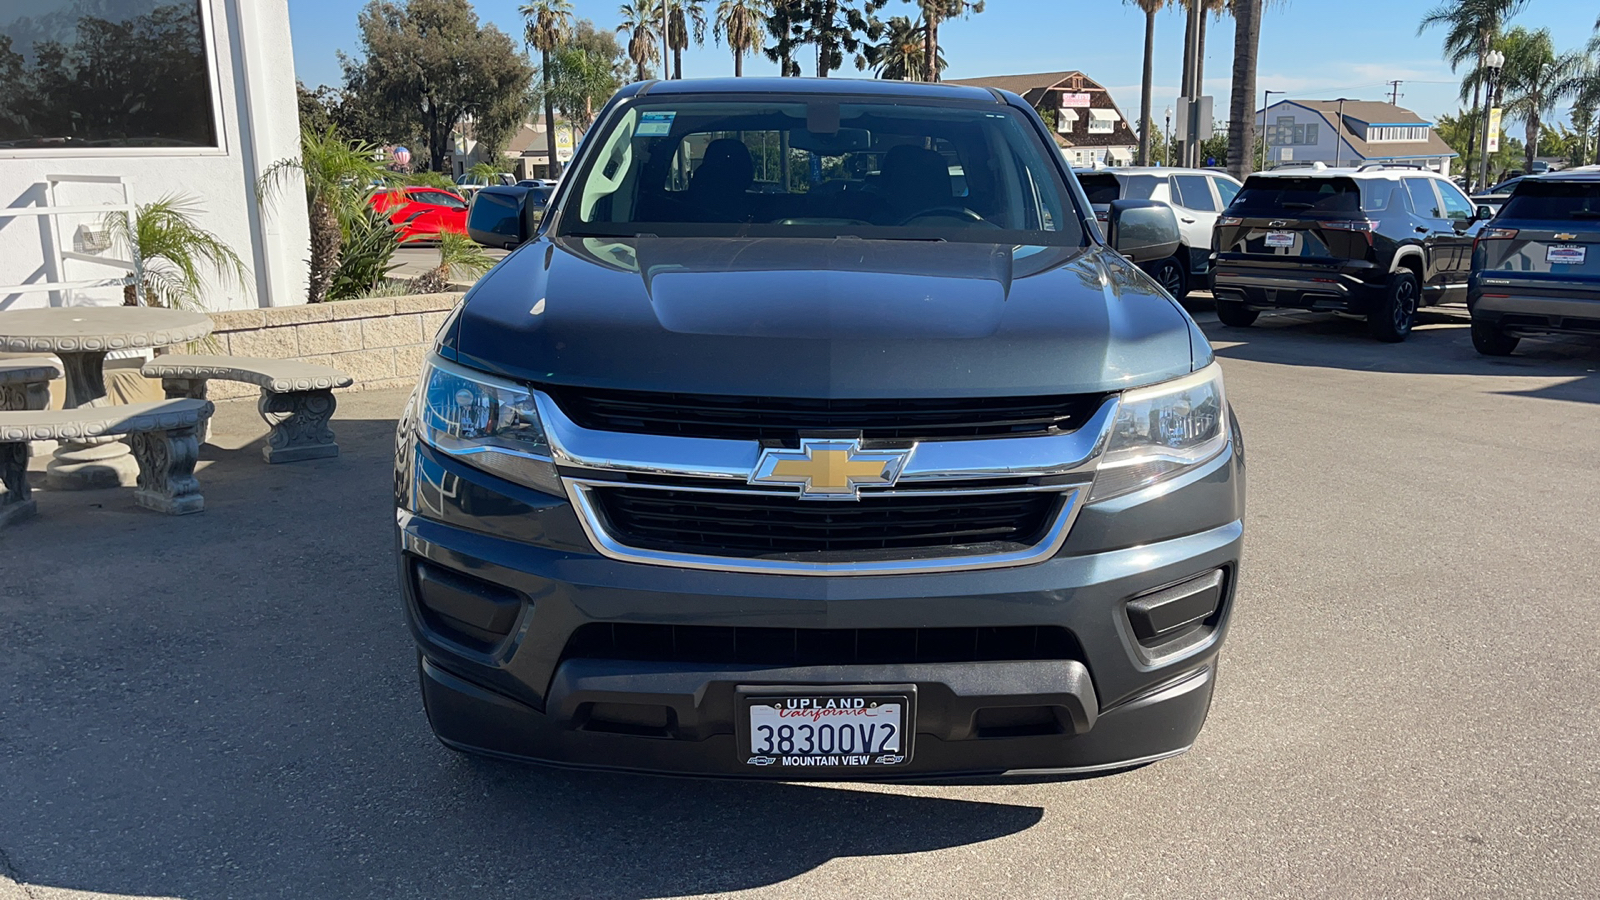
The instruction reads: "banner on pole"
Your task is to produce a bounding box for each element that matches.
[1487,108,1502,153]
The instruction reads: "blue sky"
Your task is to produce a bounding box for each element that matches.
[287,0,1593,125]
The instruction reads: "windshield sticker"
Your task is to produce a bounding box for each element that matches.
[637,111,676,137]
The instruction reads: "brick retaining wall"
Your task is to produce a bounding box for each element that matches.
[201,292,463,400]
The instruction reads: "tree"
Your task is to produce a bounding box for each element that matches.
[521,0,575,177]
[764,0,805,75]
[543,21,628,129]
[1127,0,1166,165]
[260,127,391,304]
[918,0,983,83]
[798,0,888,77]
[618,0,663,81]
[714,0,768,76]
[1495,28,1576,172]
[103,195,249,310]
[868,16,933,80]
[1418,0,1529,183]
[1224,0,1262,180]
[342,0,534,172]
[668,0,709,80]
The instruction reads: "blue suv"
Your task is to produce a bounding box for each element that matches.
[1469,170,1600,355]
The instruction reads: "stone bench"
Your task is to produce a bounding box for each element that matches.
[0,398,212,524]
[141,355,353,464]
[0,356,65,526]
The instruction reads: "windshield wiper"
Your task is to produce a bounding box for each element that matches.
[1278,201,1316,209]
[1567,210,1600,218]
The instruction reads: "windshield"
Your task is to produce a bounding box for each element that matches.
[1500,181,1600,220]
[556,96,1085,245]
[1229,176,1393,215]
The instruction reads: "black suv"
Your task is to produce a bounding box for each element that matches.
[1211,165,1489,341]
[1468,170,1600,355]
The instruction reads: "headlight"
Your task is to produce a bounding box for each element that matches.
[417,356,563,496]
[1090,363,1228,501]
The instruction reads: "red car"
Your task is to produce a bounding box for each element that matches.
[369,187,469,242]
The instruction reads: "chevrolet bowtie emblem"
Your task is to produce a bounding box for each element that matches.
[1554,233,1578,241]
[750,439,912,499]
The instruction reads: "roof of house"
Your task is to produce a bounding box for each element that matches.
[1269,99,1458,161]
[947,70,1138,150]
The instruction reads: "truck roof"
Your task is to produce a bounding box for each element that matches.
[618,77,1006,105]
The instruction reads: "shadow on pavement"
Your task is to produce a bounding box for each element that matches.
[1180,299,1600,405]
[0,397,1043,900]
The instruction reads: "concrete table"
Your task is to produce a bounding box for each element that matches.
[0,307,213,489]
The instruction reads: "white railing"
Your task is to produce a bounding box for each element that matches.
[0,174,143,305]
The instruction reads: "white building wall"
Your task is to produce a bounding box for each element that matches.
[0,0,310,313]
[1255,102,1454,176]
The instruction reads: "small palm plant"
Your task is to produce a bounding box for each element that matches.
[259,126,390,303]
[103,194,249,310]
[408,232,495,295]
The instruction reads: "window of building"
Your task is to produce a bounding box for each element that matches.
[1087,109,1118,134]
[1368,125,1428,142]
[1057,109,1078,134]
[0,1,219,151]
[1266,116,1319,146]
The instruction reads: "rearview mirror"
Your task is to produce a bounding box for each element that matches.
[467,185,544,249]
[1106,199,1181,264]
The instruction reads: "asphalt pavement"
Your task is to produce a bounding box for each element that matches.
[2,304,1598,899]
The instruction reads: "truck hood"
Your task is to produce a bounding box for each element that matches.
[445,236,1200,398]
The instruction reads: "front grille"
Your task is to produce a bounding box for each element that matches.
[545,386,1106,442]
[591,487,1061,558]
[563,623,1084,667]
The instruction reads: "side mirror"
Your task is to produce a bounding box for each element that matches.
[1106,199,1181,263]
[1476,205,1494,221]
[467,185,543,249]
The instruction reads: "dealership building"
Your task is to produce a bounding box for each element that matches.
[0,0,309,313]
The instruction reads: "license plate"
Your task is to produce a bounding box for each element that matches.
[740,690,911,769]
[1264,231,1295,248]
[1547,245,1587,265]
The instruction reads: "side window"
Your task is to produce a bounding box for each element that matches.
[1171,175,1217,211]
[1212,177,1240,208]
[1405,179,1442,218]
[1437,182,1473,221]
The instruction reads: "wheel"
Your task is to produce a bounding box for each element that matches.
[1471,321,1520,356]
[1215,299,1259,327]
[1150,255,1188,299]
[1367,271,1419,342]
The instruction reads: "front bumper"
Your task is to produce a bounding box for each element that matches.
[1211,257,1385,313]
[395,429,1245,779]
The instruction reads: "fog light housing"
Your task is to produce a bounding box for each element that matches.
[1126,569,1225,650]
[413,559,525,650]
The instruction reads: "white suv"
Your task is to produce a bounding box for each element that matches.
[1078,167,1243,299]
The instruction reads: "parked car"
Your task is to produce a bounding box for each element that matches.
[1472,175,1526,215]
[1210,163,1489,341]
[369,187,470,242]
[1468,170,1600,355]
[454,172,515,196]
[1076,166,1242,299]
[397,78,1244,780]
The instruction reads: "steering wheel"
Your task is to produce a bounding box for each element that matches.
[897,206,987,226]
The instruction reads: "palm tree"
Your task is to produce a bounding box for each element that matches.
[259,126,390,304]
[1127,0,1167,165]
[618,0,663,82]
[668,0,708,80]
[104,195,249,310]
[714,0,767,76]
[1224,0,1263,180]
[1495,28,1578,172]
[521,0,574,178]
[919,0,983,84]
[870,16,932,81]
[408,232,496,295]
[1556,28,1600,166]
[1419,0,1529,184]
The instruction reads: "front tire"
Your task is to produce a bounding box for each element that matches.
[1216,299,1259,327]
[1471,321,1520,356]
[1150,254,1188,299]
[1368,271,1419,343]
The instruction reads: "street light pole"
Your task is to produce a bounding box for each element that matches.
[1333,97,1349,168]
[1478,50,1505,191]
[661,0,671,79]
[1261,90,1281,169]
[1164,106,1173,167]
